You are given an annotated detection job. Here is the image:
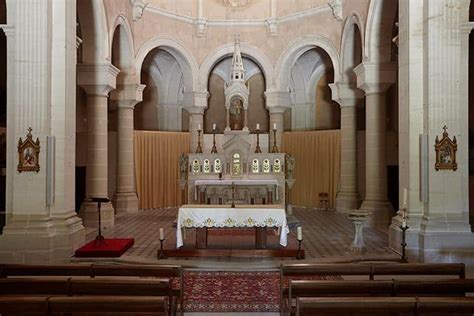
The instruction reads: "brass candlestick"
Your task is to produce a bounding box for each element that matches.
[255,129,262,153]
[195,129,203,154]
[211,130,218,154]
[271,128,279,153]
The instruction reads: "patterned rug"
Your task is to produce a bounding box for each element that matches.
[182,270,341,312]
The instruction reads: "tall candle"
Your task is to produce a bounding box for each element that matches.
[213,123,216,131]
[159,228,164,240]
[402,217,407,228]
[402,188,407,207]
[256,123,260,130]
[273,123,277,130]
[297,226,303,241]
[198,123,201,131]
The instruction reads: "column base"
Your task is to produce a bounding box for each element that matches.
[359,199,393,228]
[335,191,360,212]
[0,212,85,264]
[114,192,139,214]
[79,201,115,229]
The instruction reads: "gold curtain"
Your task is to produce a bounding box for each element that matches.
[134,131,190,209]
[281,130,341,208]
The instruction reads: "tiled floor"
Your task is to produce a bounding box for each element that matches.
[82,207,398,266]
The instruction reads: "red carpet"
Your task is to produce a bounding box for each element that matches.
[181,270,341,312]
[74,238,134,258]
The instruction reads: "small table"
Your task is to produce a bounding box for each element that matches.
[176,205,289,249]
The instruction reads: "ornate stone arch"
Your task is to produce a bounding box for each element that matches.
[110,15,135,80]
[274,35,341,92]
[111,15,135,65]
[341,12,364,82]
[199,42,274,91]
[135,36,199,93]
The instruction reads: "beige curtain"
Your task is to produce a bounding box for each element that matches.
[134,131,190,209]
[281,130,341,208]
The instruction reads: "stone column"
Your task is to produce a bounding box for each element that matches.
[77,64,119,229]
[354,62,396,227]
[265,91,291,152]
[329,82,363,212]
[110,84,145,214]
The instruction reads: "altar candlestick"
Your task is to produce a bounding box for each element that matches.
[402,188,407,207]
[256,123,260,130]
[297,226,303,241]
[273,123,277,130]
[213,123,216,131]
[159,228,164,240]
[402,217,407,228]
[198,123,201,131]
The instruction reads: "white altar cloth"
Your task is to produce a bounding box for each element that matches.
[176,206,289,248]
[193,179,280,201]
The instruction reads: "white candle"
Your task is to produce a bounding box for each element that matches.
[256,123,260,130]
[198,123,201,131]
[402,188,407,207]
[213,123,216,131]
[402,218,407,228]
[273,123,277,130]
[159,228,164,240]
[297,226,303,241]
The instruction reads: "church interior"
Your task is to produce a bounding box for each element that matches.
[0,0,474,315]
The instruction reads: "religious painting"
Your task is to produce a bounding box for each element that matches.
[229,97,244,130]
[232,152,241,176]
[435,126,457,171]
[17,127,40,173]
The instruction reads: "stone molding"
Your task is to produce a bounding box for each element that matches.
[264,90,291,111]
[353,62,397,94]
[77,63,120,96]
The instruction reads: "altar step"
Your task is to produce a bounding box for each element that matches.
[163,248,304,258]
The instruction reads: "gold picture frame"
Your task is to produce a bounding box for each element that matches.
[435,126,457,171]
[17,127,40,173]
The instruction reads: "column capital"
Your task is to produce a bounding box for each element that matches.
[354,62,397,94]
[183,91,209,108]
[0,24,15,37]
[110,84,146,109]
[329,82,364,107]
[77,63,120,96]
[264,90,291,109]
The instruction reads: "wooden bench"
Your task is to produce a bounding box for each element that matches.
[296,296,417,316]
[371,263,466,280]
[0,296,48,316]
[0,263,184,313]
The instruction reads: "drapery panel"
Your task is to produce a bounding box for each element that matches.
[281,130,341,208]
[134,131,190,209]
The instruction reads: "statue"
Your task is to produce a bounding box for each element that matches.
[179,153,188,180]
[229,98,244,130]
[285,154,295,179]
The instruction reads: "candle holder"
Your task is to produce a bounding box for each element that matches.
[157,238,167,260]
[271,129,279,153]
[296,239,304,260]
[195,129,203,154]
[211,130,218,154]
[399,225,408,263]
[255,129,262,153]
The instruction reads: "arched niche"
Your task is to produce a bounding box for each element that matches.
[135,48,186,132]
[288,48,340,131]
[204,56,268,134]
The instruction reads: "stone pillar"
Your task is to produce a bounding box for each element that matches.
[330,82,363,212]
[77,64,119,229]
[354,62,396,227]
[265,91,291,152]
[110,84,145,214]
[0,0,85,264]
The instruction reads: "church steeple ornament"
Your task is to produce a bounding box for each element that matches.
[230,34,245,82]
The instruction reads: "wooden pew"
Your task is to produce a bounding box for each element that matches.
[0,296,48,316]
[0,278,71,295]
[0,264,92,277]
[296,297,417,316]
[394,279,474,296]
[371,263,466,280]
[48,296,168,315]
[417,297,474,315]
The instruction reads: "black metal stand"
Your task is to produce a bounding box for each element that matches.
[296,239,304,260]
[400,225,409,263]
[157,238,167,260]
[271,129,279,153]
[195,129,203,154]
[231,182,236,208]
[255,129,262,153]
[211,131,218,154]
[91,197,110,246]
